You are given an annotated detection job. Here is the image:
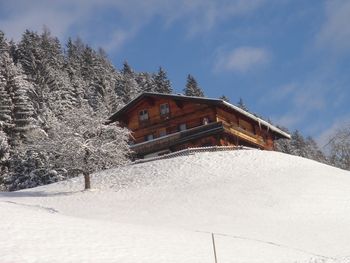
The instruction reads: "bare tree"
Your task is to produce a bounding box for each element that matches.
[28,105,131,190]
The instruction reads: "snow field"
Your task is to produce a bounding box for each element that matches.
[1,150,350,262]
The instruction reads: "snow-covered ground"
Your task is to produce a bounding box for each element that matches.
[1,150,350,263]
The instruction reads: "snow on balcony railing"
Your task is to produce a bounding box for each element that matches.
[132,145,255,165]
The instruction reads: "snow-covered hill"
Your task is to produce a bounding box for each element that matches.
[1,150,350,263]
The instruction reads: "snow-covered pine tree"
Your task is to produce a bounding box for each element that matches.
[184,74,204,97]
[0,77,13,133]
[274,128,329,164]
[16,29,68,117]
[16,30,42,80]
[121,61,133,75]
[4,146,60,191]
[274,130,293,154]
[0,51,35,144]
[136,72,155,93]
[289,130,308,157]
[237,98,249,111]
[0,30,9,59]
[116,62,141,103]
[65,37,85,81]
[219,95,230,102]
[0,131,9,161]
[153,67,172,94]
[0,130,10,190]
[12,79,34,135]
[104,80,119,114]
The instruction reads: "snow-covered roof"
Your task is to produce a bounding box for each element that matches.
[221,100,291,139]
[107,92,291,139]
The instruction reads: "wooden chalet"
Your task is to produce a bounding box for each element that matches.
[106,92,291,158]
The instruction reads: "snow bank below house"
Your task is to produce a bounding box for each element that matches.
[1,150,350,263]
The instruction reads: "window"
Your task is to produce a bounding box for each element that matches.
[145,134,154,141]
[139,109,149,121]
[160,103,170,116]
[179,123,187,131]
[159,129,167,137]
[202,117,209,125]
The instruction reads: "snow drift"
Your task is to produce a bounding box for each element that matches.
[1,149,350,263]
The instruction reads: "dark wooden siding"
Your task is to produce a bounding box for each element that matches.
[123,98,217,144]
[120,95,277,153]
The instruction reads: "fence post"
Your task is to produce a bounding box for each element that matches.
[212,233,218,263]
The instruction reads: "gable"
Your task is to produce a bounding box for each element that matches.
[124,96,217,135]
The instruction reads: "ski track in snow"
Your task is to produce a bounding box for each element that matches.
[3,200,59,213]
[195,230,337,260]
[1,150,350,263]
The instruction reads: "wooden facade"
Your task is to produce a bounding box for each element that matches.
[107,93,290,158]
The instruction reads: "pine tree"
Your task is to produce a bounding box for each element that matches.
[290,130,308,157]
[0,131,9,161]
[40,28,64,70]
[136,72,155,93]
[219,95,230,102]
[0,30,9,59]
[237,98,248,111]
[16,30,42,81]
[184,74,204,97]
[1,53,35,143]
[65,37,84,79]
[0,77,12,133]
[12,81,34,134]
[275,128,329,165]
[116,62,141,103]
[0,130,10,190]
[16,29,69,116]
[121,61,133,75]
[153,67,172,94]
[4,148,60,191]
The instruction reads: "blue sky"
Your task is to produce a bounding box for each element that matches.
[1,0,350,146]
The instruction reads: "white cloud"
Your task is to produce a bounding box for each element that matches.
[316,0,350,52]
[268,72,349,138]
[214,47,270,73]
[259,83,296,105]
[273,112,305,128]
[100,29,137,53]
[0,2,79,40]
[0,0,266,52]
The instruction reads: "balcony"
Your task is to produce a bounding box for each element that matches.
[221,122,266,148]
[130,122,224,156]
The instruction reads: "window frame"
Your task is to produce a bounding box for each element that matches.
[159,103,170,116]
[179,123,187,131]
[139,109,149,122]
[145,134,154,141]
[159,129,167,137]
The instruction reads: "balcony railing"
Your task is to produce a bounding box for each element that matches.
[130,122,224,155]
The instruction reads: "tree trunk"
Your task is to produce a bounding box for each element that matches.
[83,149,91,190]
[83,172,91,190]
